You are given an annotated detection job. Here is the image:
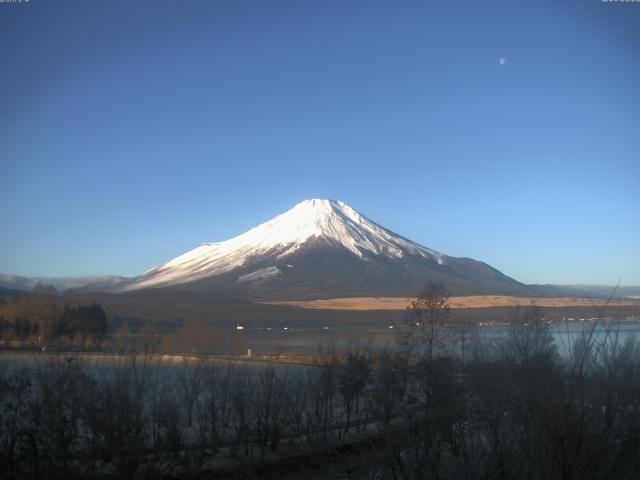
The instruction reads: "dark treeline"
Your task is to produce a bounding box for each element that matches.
[50,303,108,340]
[0,285,108,349]
[0,304,108,349]
[1,284,640,479]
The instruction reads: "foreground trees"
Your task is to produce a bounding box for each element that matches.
[2,290,640,479]
[2,323,638,480]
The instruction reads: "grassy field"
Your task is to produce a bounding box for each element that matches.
[265,295,640,311]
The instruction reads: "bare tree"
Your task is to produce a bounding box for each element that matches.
[252,366,291,456]
[403,281,451,362]
[373,350,408,427]
[501,303,555,365]
[230,368,253,457]
[338,349,371,433]
[195,361,235,454]
[177,359,204,427]
[287,370,313,442]
[451,316,477,368]
[31,356,94,478]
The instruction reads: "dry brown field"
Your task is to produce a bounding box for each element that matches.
[265,296,640,311]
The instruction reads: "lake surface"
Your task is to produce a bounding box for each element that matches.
[218,319,640,355]
[2,320,638,367]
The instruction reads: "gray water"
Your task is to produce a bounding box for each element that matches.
[2,320,638,371]
[225,319,640,355]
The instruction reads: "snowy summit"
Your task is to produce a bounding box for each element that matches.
[105,198,524,299]
[122,199,444,291]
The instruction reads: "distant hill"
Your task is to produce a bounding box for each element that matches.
[0,273,126,292]
[550,285,640,300]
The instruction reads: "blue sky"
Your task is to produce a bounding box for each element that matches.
[1,0,638,285]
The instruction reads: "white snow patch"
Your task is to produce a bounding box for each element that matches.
[237,266,281,283]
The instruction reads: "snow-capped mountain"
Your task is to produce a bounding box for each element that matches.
[113,199,526,299]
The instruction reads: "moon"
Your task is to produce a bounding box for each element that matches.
[499,57,507,66]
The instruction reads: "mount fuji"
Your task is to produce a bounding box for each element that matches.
[107,199,527,299]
